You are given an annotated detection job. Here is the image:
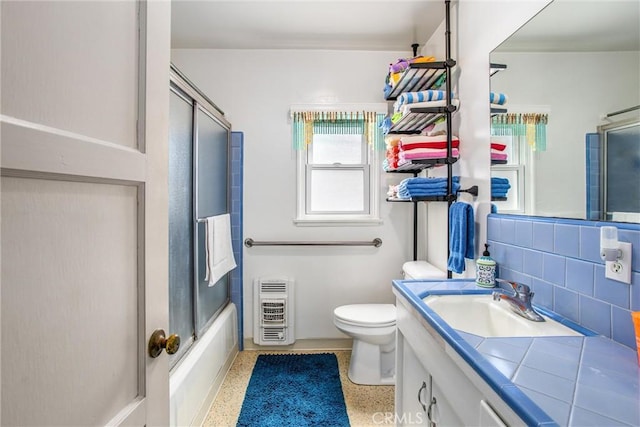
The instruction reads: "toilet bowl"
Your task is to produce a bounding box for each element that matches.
[334,304,396,385]
[333,261,445,386]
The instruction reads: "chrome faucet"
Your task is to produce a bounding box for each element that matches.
[492,279,545,322]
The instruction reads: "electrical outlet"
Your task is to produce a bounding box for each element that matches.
[605,241,632,284]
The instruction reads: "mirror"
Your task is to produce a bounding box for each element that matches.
[489,0,640,223]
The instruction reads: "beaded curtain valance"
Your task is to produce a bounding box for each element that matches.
[491,113,549,152]
[291,111,386,150]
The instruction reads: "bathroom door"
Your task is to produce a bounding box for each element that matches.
[1,1,170,426]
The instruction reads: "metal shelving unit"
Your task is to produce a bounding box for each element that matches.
[383,0,458,276]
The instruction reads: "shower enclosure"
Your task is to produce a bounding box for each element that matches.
[168,65,232,367]
[600,118,640,223]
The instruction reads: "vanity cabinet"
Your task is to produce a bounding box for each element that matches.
[397,332,463,426]
[395,294,522,427]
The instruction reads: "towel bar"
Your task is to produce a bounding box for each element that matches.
[244,238,382,248]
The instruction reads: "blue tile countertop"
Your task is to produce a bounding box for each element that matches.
[393,279,640,427]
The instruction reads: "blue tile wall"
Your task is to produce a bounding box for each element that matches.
[585,133,601,221]
[488,214,640,349]
[230,132,244,349]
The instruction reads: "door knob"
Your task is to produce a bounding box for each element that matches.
[148,329,180,358]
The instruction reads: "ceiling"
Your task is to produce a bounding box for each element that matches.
[171,1,444,51]
[496,0,640,52]
[171,0,640,53]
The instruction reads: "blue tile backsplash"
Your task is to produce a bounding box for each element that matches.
[488,214,640,349]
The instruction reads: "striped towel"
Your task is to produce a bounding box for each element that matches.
[489,92,508,105]
[397,90,451,107]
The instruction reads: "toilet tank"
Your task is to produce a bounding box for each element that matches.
[402,261,447,280]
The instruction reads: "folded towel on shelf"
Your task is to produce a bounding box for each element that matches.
[399,99,460,115]
[384,133,414,147]
[491,177,510,186]
[489,92,508,105]
[204,213,237,287]
[396,90,451,107]
[383,158,399,171]
[491,152,508,161]
[383,83,393,99]
[389,56,437,74]
[491,177,511,198]
[397,176,461,198]
[387,145,400,155]
[397,185,460,199]
[399,148,459,161]
[400,176,460,188]
[491,183,511,190]
[400,135,459,147]
[491,142,507,151]
[380,116,393,134]
[400,135,459,144]
[447,202,475,274]
[400,141,460,150]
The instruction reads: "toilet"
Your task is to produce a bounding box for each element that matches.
[334,261,445,385]
[402,260,447,280]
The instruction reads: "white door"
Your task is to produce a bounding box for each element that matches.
[1,1,171,425]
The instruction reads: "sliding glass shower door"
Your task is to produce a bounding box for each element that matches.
[168,74,231,367]
[195,108,230,329]
[602,120,640,223]
[169,88,195,365]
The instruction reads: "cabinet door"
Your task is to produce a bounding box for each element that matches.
[479,400,508,427]
[397,334,430,426]
[429,378,465,427]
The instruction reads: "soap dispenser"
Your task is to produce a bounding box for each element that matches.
[476,244,496,288]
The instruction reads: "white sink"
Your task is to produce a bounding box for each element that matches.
[422,294,582,338]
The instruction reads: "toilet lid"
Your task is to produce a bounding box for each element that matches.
[334,304,396,327]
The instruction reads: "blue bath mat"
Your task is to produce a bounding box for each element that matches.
[236,353,350,427]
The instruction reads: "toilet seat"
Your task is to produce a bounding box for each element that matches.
[334,304,396,327]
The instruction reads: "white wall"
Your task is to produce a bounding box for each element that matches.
[171,49,418,341]
[491,51,640,218]
[423,0,553,274]
[171,1,562,340]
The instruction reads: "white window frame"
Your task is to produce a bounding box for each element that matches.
[295,131,381,226]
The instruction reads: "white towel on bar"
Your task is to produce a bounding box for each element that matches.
[204,213,237,287]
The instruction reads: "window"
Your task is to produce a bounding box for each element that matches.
[295,129,381,225]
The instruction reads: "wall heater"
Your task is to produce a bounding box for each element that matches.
[253,278,295,345]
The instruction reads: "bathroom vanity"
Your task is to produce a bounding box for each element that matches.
[393,279,640,426]
[395,285,532,426]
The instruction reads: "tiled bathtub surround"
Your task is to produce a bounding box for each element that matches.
[487,214,640,349]
[230,131,244,348]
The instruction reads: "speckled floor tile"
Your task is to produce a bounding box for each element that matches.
[202,350,395,427]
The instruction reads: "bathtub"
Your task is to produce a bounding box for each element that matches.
[169,303,238,426]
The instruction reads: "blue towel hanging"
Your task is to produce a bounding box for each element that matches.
[447,202,475,274]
